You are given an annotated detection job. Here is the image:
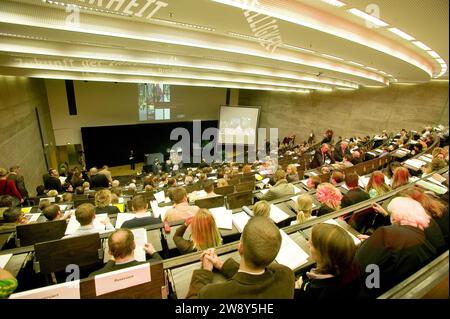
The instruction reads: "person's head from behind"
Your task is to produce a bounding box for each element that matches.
[47,190,58,197]
[62,193,73,202]
[203,180,215,194]
[242,164,252,174]
[0,195,18,208]
[252,200,270,218]
[392,167,410,189]
[9,165,20,174]
[111,180,120,187]
[43,204,62,221]
[95,189,112,208]
[330,171,345,185]
[286,164,297,176]
[387,197,431,230]
[89,167,98,176]
[172,187,188,204]
[108,229,135,261]
[128,183,137,191]
[387,161,401,178]
[296,194,313,223]
[217,178,228,188]
[239,216,281,271]
[366,171,390,194]
[3,207,25,224]
[309,223,356,277]
[168,178,177,187]
[321,144,329,154]
[75,203,96,226]
[110,186,122,197]
[131,195,148,213]
[191,209,222,250]
[274,169,287,183]
[307,176,321,189]
[345,172,359,189]
[399,186,446,219]
[82,181,90,190]
[144,184,153,192]
[38,199,51,211]
[184,175,194,185]
[36,185,46,196]
[316,183,343,210]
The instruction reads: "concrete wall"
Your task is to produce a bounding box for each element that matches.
[239,81,449,141]
[45,80,227,145]
[0,76,56,197]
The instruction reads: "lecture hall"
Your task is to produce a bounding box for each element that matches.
[0,0,448,303]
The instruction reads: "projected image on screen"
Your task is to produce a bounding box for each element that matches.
[218,106,260,145]
[138,83,171,121]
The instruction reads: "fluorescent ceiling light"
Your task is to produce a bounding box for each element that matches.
[366,66,378,71]
[412,41,432,51]
[347,61,364,67]
[283,44,315,54]
[321,53,344,61]
[347,8,389,27]
[388,28,415,41]
[427,51,441,58]
[436,58,446,65]
[320,0,346,7]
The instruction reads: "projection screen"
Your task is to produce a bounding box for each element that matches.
[218,105,260,145]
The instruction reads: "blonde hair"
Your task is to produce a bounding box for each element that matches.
[217,178,228,187]
[253,200,270,218]
[47,190,58,197]
[191,209,222,251]
[286,164,298,175]
[296,194,313,223]
[95,189,112,208]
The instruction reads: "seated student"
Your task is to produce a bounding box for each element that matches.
[286,164,300,183]
[385,161,401,180]
[315,183,343,217]
[242,164,252,174]
[61,192,73,203]
[306,175,321,190]
[356,197,438,298]
[260,169,295,201]
[121,195,161,229]
[203,180,218,198]
[391,167,410,189]
[252,200,270,218]
[291,194,314,225]
[1,207,27,230]
[330,171,345,185]
[66,203,114,237]
[366,171,391,198]
[216,178,228,188]
[0,267,18,298]
[174,209,222,255]
[42,204,72,222]
[111,180,120,188]
[89,167,109,189]
[350,151,362,165]
[35,185,47,198]
[89,229,162,277]
[94,190,120,216]
[341,173,370,208]
[295,223,360,300]
[186,216,295,299]
[164,187,200,223]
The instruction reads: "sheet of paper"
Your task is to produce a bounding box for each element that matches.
[404,159,427,169]
[40,197,55,203]
[275,230,309,270]
[309,171,318,176]
[115,213,149,229]
[209,207,233,230]
[94,263,151,296]
[269,204,290,223]
[358,176,370,189]
[324,219,361,245]
[416,180,448,195]
[131,228,148,262]
[419,156,432,163]
[293,185,302,194]
[113,203,125,213]
[154,191,165,204]
[57,204,68,211]
[9,280,80,299]
[0,253,12,268]
[261,178,270,185]
[65,214,108,235]
[366,152,377,157]
[231,211,251,233]
[118,197,124,204]
[301,179,309,187]
[375,149,383,153]
[24,213,41,223]
[150,201,171,220]
[260,189,269,195]
[59,176,67,184]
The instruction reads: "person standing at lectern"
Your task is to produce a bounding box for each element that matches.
[129,150,135,170]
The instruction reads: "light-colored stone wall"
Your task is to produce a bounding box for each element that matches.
[239,81,449,141]
[0,76,56,197]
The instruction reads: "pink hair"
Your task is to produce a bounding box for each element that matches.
[316,183,343,209]
[388,197,431,230]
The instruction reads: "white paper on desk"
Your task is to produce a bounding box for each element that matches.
[419,156,432,163]
[341,184,350,191]
[115,213,149,228]
[58,204,68,211]
[260,189,269,195]
[309,172,318,176]
[24,213,41,223]
[375,149,383,153]
[367,152,376,157]
[207,176,217,180]
[358,176,370,189]
[275,230,309,270]
[150,201,171,221]
[154,191,165,203]
[0,253,12,268]
[301,179,309,187]
[131,228,148,262]
[324,219,361,245]
[118,197,124,204]
[261,178,270,185]
[269,205,290,223]
[293,185,302,194]
[404,159,427,169]
[40,197,55,203]
[65,214,108,235]
[94,263,151,297]
[9,280,80,299]
[232,211,251,233]
[210,207,233,230]
[59,176,67,184]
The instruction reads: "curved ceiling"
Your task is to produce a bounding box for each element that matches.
[0,0,447,93]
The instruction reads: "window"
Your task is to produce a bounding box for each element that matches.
[155,108,171,120]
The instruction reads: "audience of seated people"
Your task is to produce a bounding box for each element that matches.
[164,187,200,223]
[315,183,343,217]
[121,195,161,229]
[65,203,114,237]
[341,173,370,208]
[366,171,391,198]
[94,189,120,215]
[260,169,294,201]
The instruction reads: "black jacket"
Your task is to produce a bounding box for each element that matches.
[95,205,120,216]
[90,174,110,188]
[121,216,162,229]
[7,174,29,198]
[44,176,63,192]
[341,188,370,208]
